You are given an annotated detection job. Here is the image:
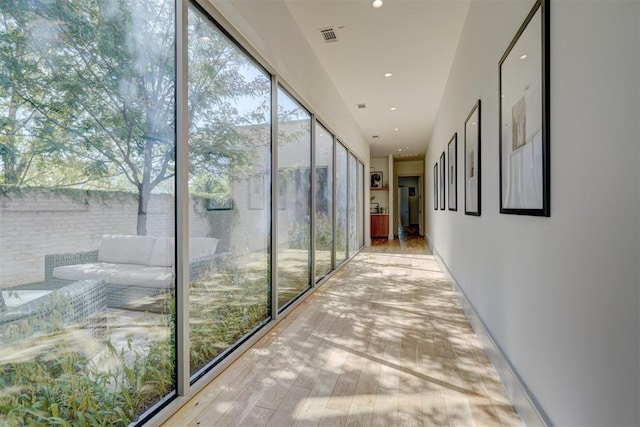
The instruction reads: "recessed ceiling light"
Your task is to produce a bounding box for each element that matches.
[384,72,392,77]
[471,122,476,126]
[502,94,506,98]
[398,149,402,152]
[520,54,527,60]
[372,0,383,8]
[390,107,397,111]
[394,128,399,131]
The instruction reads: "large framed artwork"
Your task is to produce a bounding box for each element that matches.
[499,0,549,216]
[439,151,445,210]
[464,100,481,216]
[447,133,457,211]
[433,163,438,210]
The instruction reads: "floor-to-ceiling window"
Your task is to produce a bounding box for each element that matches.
[358,161,365,248]
[276,87,311,310]
[335,142,348,264]
[348,153,358,257]
[187,3,272,378]
[0,1,366,423]
[0,0,176,423]
[315,122,334,282]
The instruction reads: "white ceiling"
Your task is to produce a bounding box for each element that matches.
[284,0,471,159]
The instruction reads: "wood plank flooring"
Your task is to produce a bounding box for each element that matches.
[164,237,522,426]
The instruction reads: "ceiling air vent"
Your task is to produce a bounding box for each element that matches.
[357,103,366,109]
[320,27,338,43]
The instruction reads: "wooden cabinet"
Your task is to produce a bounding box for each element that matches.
[370,214,389,238]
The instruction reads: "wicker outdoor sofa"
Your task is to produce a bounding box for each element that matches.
[44,235,223,309]
[0,279,106,343]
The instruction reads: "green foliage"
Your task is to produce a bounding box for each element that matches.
[0,0,271,234]
[189,261,269,374]
[0,310,174,426]
[0,257,273,425]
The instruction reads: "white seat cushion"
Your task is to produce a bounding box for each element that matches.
[108,266,173,288]
[53,262,173,289]
[97,235,156,266]
[53,263,141,282]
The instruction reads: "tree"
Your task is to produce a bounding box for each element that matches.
[0,0,270,234]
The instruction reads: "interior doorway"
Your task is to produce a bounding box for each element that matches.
[397,175,422,237]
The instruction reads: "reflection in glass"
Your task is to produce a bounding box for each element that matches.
[277,88,311,310]
[188,4,271,377]
[336,143,348,264]
[315,123,334,281]
[0,0,176,423]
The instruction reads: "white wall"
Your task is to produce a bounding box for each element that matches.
[425,1,640,425]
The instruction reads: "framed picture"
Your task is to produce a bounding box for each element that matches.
[370,171,383,189]
[499,0,550,216]
[433,163,438,210]
[248,174,264,210]
[447,133,458,211]
[439,152,445,210]
[465,100,481,216]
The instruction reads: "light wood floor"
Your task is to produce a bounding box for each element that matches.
[164,237,522,426]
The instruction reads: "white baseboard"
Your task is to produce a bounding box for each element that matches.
[427,239,549,427]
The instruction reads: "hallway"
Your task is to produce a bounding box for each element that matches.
[165,239,521,426]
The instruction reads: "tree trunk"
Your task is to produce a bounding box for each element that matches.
[137,184,151,236]
[3,85,20,184]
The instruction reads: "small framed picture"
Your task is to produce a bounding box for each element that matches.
[370,171,383,189]
[439,152,445,210]
[465,100,481,216]
[499,0,550,216]
[447,133,457,211]
[433,163,438,210]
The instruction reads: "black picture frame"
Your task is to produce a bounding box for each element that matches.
[498,0,550,216]
[439,152,445,210]
[433,163,438,210]
[447,133,458,211]
[464,100,481,216]
[370,171,383,189]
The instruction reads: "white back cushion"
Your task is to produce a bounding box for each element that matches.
[97,235,156,266]
[189,237,218,261]
[149,237,175,267]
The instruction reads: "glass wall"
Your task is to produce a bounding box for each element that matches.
[187,4,272,377]
[277,87,312,310]
[0,0,366,423]
[348,153,358,256]
[315,123,334,281]
[0,0,176,424]
[358,161,365,248]
[335,142,348,264]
